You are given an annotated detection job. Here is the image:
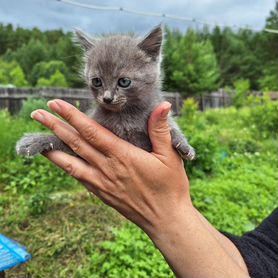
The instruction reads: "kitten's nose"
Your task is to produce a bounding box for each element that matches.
[103,96,113,104]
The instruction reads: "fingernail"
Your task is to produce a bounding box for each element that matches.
[161,103,172,117]
[31,110,45,122]
[47,100,61,113]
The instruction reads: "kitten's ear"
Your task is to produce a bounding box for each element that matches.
[73,28,95,51]
[138,25,163,60]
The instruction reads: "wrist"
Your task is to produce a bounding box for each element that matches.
[145,200,197,244]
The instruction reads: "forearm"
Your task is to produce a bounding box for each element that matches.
[147,204,250,278]
[194,208,249,274]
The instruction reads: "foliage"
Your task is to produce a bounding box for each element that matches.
[36,69,68,88]
[5,39,47,78]
[258,63,278,91]
[0,24,82,87]
[27,192,52,216]
[0,109,77,194]
[180,97,198,120]
[232,79,250,108]
[191,148,277,235]
[0,99,277,277]
[0,110,41,158]
[81,224,174,278]
[0,59,29,87]
[30,60,69,86]
[1,191,123,278]
[246,95,278,137]
[18,98,51,121]
[164,29,220,96]
[0,3,277,91]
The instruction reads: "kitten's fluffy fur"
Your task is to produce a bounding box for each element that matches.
[16,26,195,160]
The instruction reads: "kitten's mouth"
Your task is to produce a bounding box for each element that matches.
[97,99,127,112]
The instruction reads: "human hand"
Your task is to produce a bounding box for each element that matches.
[30,100,250,278]
[30,99,192,236]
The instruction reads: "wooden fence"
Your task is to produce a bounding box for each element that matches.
[0,87,185,115]
[2,87,276,115]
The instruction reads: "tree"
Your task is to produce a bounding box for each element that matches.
[30,60,69,86]
[164,30,220,96]
[0,60,29,87]
[4,38,47,80]
[258,65,278,91]
[36,70,68,88]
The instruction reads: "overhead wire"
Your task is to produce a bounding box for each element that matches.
[57,0,278,34]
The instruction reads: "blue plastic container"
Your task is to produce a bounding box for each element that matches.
[0,234,31,271]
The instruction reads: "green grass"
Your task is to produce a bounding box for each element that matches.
[0,97,277,277]
[1,190,123,278]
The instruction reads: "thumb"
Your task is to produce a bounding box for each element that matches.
[148,101,173,157]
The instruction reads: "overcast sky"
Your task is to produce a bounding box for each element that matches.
[0,0,275,35]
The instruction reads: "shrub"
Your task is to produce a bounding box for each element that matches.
[18,98,51,121]
[232,79,250,108]
[0,59,29,87]
[0,110,44,159]
[246,95,278,137]
[184,131,219,177]
[27,192,52,216]
[180,97,199,120]
[84,224,174,278]
[36,70,68,88]
[0,156,78,194]
[191,150,277,235]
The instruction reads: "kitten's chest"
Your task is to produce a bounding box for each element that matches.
[92,110,148,138]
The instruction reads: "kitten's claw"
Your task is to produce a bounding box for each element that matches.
[16,134,56,157]
[175,142,196,161]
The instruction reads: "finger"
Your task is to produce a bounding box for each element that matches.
[31,109,106,166]
[148,102,173,157]
[47,99,124,156]
[43,150,103,188]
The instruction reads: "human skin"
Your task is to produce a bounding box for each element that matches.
[30,99,250,278]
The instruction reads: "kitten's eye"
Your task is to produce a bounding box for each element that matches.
[92,78,102,88]
[118,78,131,88]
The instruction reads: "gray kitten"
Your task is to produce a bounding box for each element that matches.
[16,26,195,160]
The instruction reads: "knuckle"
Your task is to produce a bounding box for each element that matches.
[63,107,75,122]
[49,121,58,132]
[82,125,98,142]
[68,136,81,152]
[65,163,77,177]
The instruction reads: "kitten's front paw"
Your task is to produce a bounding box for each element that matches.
[16,134,54,157]
[175,142,196,161]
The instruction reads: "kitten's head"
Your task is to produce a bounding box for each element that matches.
[74,26,163,112]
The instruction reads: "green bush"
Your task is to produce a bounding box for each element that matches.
[0,110,43,159]
[27,192,52,216]
[82,224,174,278]
[18,98,51,121]
[0,110,78,194]
[232,79,250,108]
[180,97,199,120]
[0,156,78,194]
[191,148,277,235]
[246,95,278,137]
[184,131,219,177]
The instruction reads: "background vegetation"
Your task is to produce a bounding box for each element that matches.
[0,94,277,277]
[0,3,277,94]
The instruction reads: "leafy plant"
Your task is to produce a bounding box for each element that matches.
[232,79,250,108]
[28,192,52,216]
[18,98,51,121]
[83,224,174,278]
